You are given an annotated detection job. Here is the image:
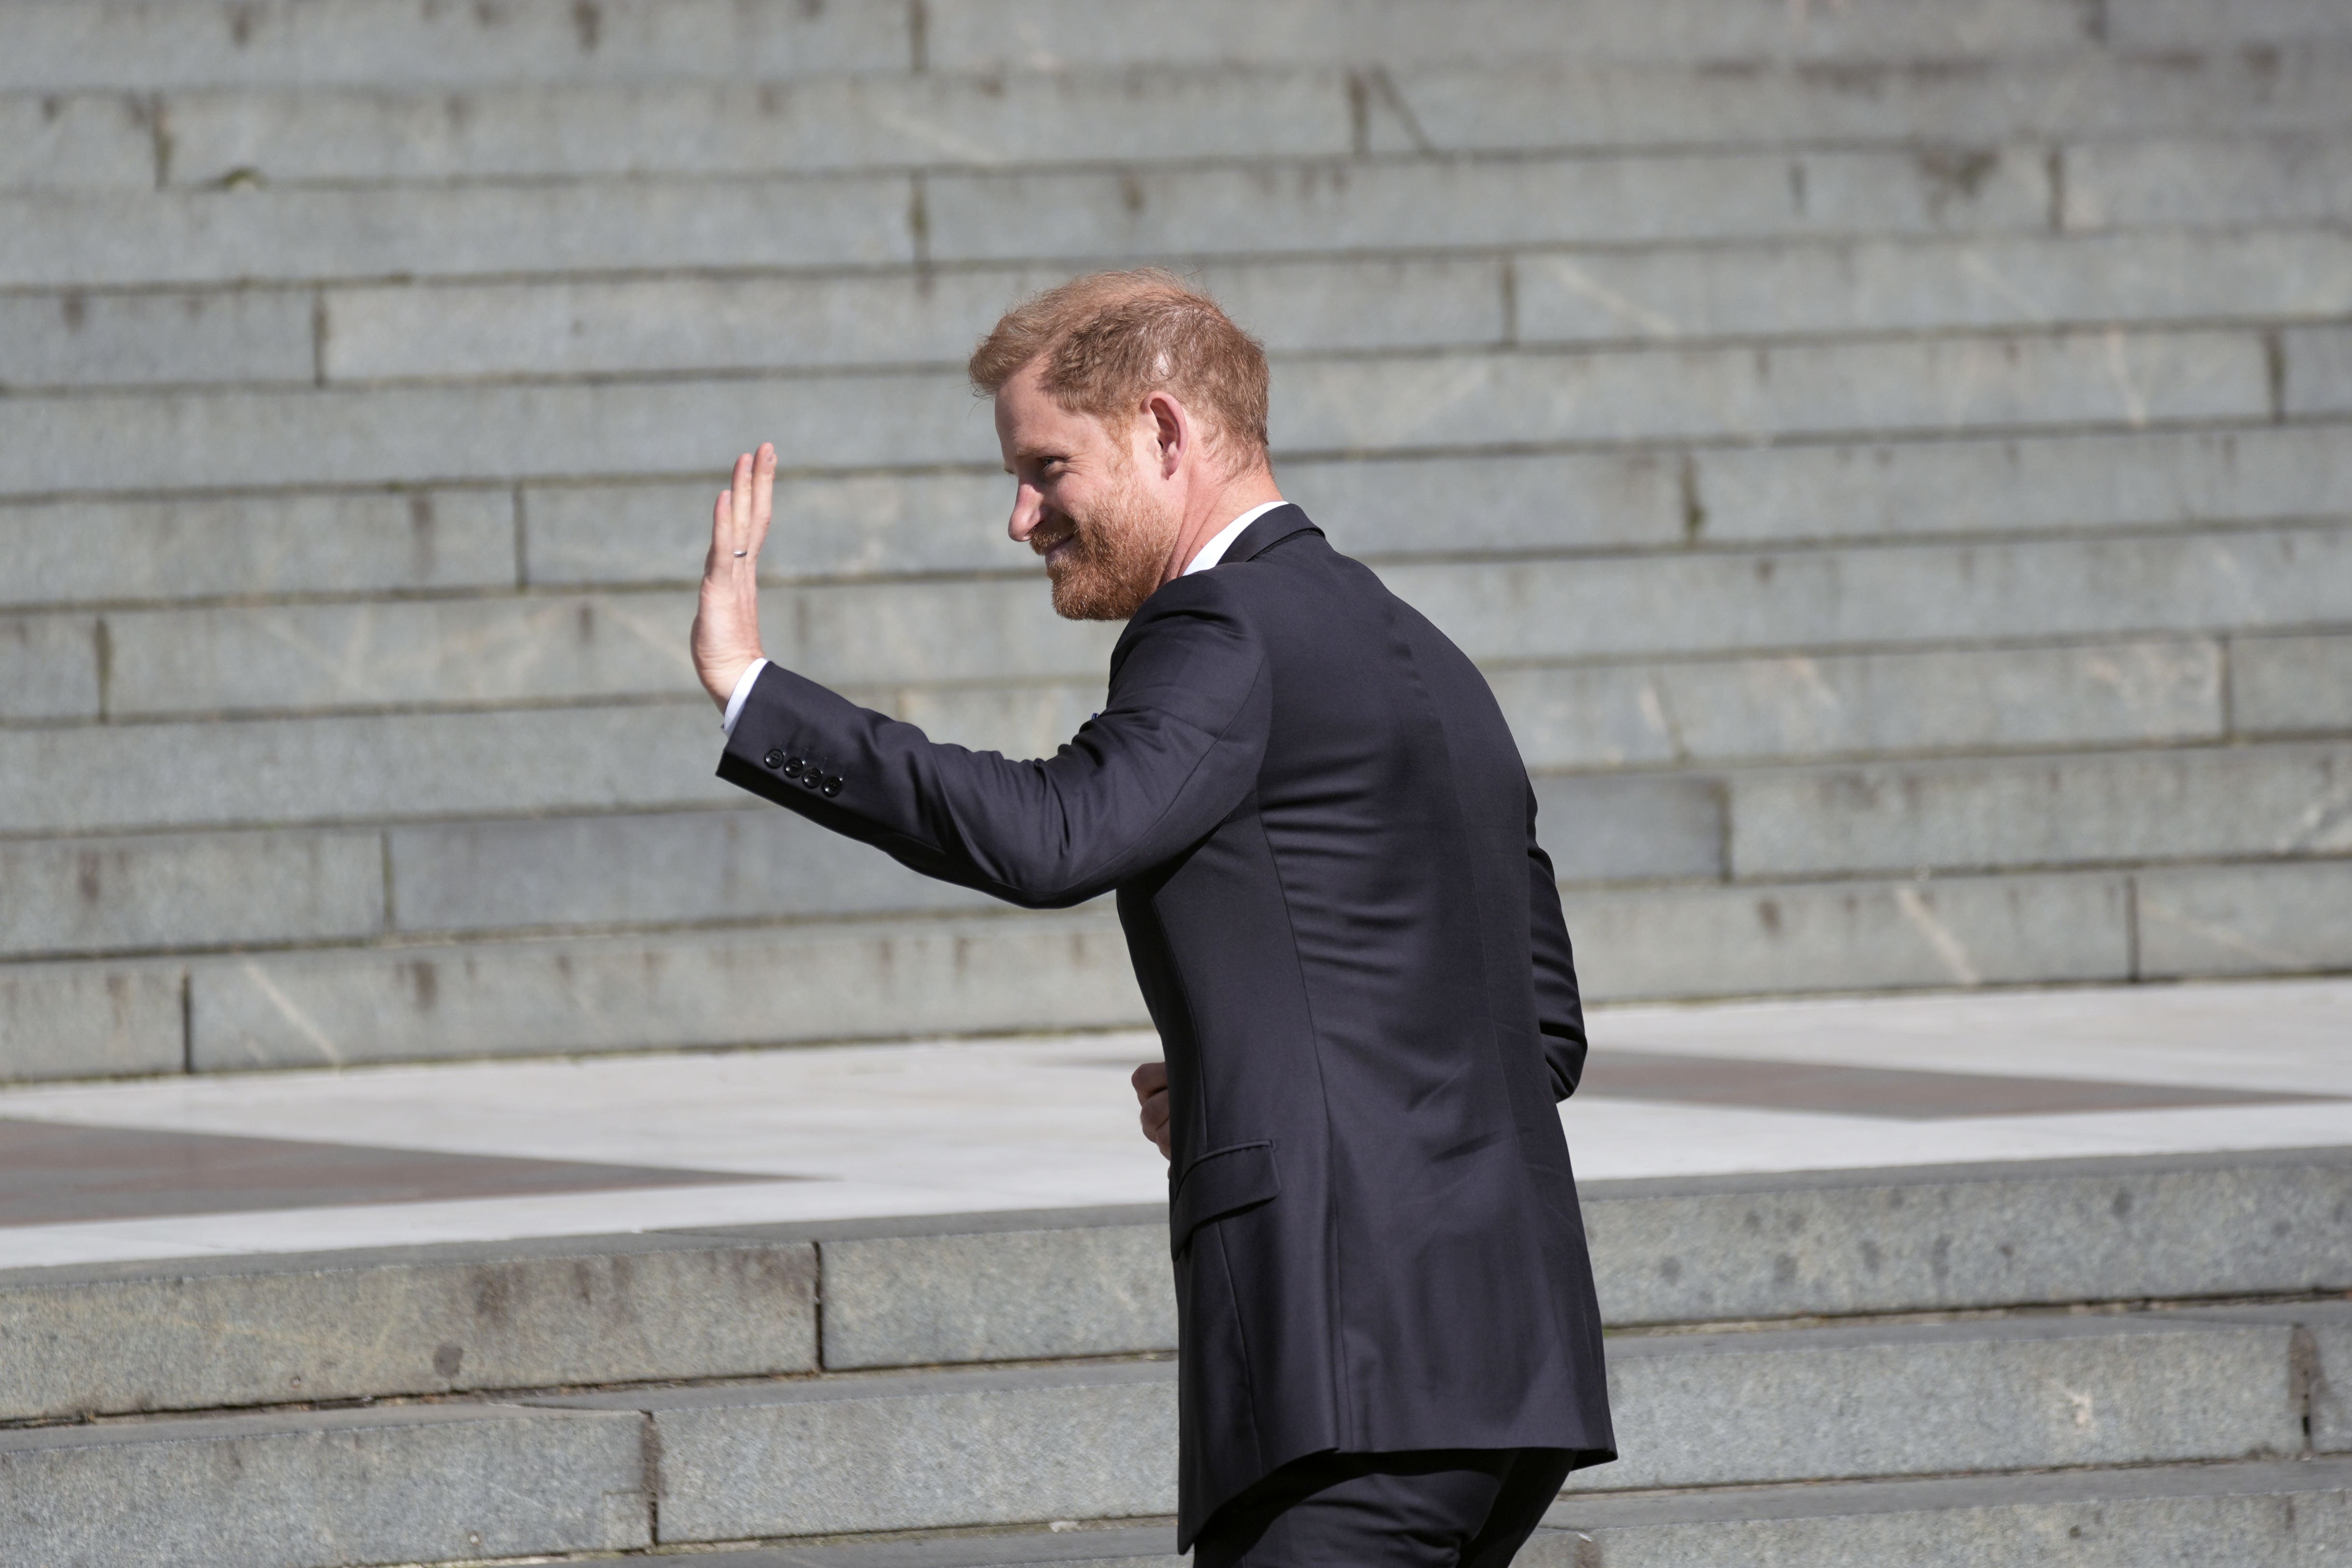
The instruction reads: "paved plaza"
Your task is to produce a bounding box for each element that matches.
[0,977,2342,1271]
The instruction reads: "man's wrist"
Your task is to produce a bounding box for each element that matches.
[719,658,769,734]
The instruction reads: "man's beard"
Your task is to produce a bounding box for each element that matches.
[1035,467,1175,622]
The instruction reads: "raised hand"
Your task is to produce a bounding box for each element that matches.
[1132,1061,1172,1160]
[690,442,775,708]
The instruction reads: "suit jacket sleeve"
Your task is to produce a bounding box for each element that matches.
[1526,782,1590,1101]
[717,573,1272,910]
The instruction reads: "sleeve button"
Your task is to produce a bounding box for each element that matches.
[781,757,805,778]
[820,775,843,797]
[762,749,785,770]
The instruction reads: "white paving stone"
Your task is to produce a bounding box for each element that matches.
[0,979,2343,1270]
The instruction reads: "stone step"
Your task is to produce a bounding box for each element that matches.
[555,1458,2352,1566]
[1537,1458,2352,1568]
[0,1399,652,1567]
[2066,133,2352,232]
[0,0,911,92]
[17,227,2352,395]
[5,591,2346,834]
[0,141,2072,291]
[2,327,2306,498]
[43,552,2307,728]
[23,1298,2333,1568]
[1725,740,2352,880]
[8,1150,2347,1422]
[0,0,2119,95]
[7,855,2345,1078]
[520,1306,2338,1540]
[9,519,2344,749]
[9,648,2338,960]
[2113,0,2352,52]
[6,422,2339,614]
[12,49,2341,195]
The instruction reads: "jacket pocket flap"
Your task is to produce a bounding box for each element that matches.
[1169,1140,1279,1258]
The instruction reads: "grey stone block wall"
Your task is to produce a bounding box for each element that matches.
[4,0,2348,1079]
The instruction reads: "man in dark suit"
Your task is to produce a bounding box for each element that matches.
[690,270,1613,1566]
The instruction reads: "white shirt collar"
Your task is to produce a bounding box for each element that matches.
[1181,501,1288,576]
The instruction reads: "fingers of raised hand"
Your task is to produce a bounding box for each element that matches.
[727,451,756,556]
[750,442,776,556]
[707,488,732,571]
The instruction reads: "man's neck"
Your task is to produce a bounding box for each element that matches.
[1165,473,1286,584]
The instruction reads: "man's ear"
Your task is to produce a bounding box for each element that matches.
[1148,392,1186,478]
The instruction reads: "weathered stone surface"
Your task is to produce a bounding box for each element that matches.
[521,448,1679,589]
[0,92,154,189]
[2232,634,2352,737]
[102,583,1113,715]
[1393,524,2352,664]
[1575,1314,2301,1492]
[0,286,313,389]
[164,72,1351,185]
[329,256,1499,382]
[811,1218,1174,1371]
[1729,742,2352,879]
[1288,449,1685,555]
[0,330,2270,499]
[2175,1300,2352,1453]
[523,469,1015,586]
[925,146,2054,264]
[1397,50,2352,152]
[1694,424,2352,544]
[537,1361,1178,1541]
[1536,1459,2352,1568]
[923,0,2100,70]
[104,592,709,716]
[0,957,184,1082]
[0,490,517,609]
[2110,0,2352,48]
[0,705,731,835]
[1272,332,2265,451]
[0,175,913,289]
[0,372,980,497]
[2066,132,2352,230]
[2136,861,2352,980]
[1580,1148,2352,1327]
[1494,640,2225,771]
[1515,230,2352,344]
[188,912,1143,1070]
[1534,773,1726,883]
[387,808,992,934]
[1564,872,2132,998]
[0,612,98,719]
[2284,325,2352,417]
[696,1523,1185,1567]
[0,1233,815,1420]
[0,829,382,957]
[0,0,910,90]
[0,1400,650,1565]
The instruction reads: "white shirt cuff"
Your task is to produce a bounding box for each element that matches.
[719,658,769,735]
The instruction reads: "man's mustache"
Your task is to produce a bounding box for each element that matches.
[1030,512,1080,559]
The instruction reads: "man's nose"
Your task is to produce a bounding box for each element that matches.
[1007,483,1044,542]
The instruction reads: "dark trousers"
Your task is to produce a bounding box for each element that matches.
[1191,1447,1576,1568]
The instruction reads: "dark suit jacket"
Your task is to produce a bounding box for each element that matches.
[719,506,1615,1544]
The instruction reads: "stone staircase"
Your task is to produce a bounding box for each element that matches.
[5,1146,2348,1564]
[4,0,2351,1080]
